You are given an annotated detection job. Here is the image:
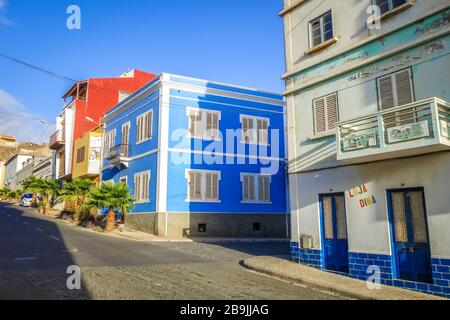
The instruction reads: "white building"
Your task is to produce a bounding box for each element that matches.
[4,154,33,190]
[32,156,54,180]
[281,0,450,298]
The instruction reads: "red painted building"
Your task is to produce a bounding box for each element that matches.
[50,69,157,182]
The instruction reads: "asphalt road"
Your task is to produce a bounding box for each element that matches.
[0,202,345,300]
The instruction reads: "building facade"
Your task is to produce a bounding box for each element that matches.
[4,154,33,190]
[32,156,54,180]
[101,73,288,238]
[49,69,156,185]
[0,161,5,188]
[72,128,103,183]
[282,0,450,297]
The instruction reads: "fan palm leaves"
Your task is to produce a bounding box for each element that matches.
[85,182,134,232]
[61,179,95,221]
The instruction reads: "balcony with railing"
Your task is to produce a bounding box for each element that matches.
[105,144,132,168]
[337,98,450,163]
[49,130,65,150]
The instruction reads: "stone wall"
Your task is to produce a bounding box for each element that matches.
[125,212,289,238]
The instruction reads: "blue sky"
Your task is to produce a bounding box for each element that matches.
[0,0,285,143]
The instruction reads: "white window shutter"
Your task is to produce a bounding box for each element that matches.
[258,176,264,201]
[326,94,338,131]
[243,176,249,200]
[205,173,212,199]
[249,176,255,200]
[378,75,395,110]
[188,172,195,199]
[395,69,413,107]
[313,98,326,134]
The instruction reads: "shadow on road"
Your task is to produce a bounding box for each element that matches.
[0,202,91,300]
[196,240,291,259]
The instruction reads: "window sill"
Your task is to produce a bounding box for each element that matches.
[308,131,336,140]
[380,1,415,22]
[305,37,338,55]
[240,140,271,147]
[241,201,272,205]
[134,200,149,204]
[186,135,221,142]
[136,137,153,145]
[185,199,222,203]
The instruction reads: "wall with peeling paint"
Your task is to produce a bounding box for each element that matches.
[283,1,450,267]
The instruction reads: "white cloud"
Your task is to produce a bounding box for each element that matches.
[0,0,12,25]
[0,89,54,143]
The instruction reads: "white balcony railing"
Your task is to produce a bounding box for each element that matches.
[337,97,450,162]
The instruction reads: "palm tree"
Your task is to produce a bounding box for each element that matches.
[21,176,41,207]
[0,188,10,200]
[85,182,134,232]
[61,179,94,222]
[6,189,21,202]
[38,178,60,215]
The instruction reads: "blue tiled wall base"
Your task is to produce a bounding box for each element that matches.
[290,242,322,269]
[289,244,450,299]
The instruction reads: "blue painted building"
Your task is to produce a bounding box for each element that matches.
[282,0,450,298]
[101,73,288,238]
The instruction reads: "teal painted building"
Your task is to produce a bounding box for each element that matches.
[281,0,450,298]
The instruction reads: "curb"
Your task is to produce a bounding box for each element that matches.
[240,257,444,300]
[240,259,365,300]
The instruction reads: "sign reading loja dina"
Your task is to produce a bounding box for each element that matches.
[347,184,377,209]
[387,120,430,144]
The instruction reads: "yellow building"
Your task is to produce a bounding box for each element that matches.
[0,161,5,188]
[72,128,103,184]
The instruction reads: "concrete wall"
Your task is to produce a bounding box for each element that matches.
[4,155,32,190]
[282,0,450,77]
[290,151,450,258]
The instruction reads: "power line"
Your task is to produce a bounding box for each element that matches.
[0,52,77,83]
[0,109,55,124]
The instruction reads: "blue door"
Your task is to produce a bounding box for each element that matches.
[320,194,349,273]
[388,189,432,283]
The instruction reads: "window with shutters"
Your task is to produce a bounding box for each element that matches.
[104,129,116,156]
[240,115,270,145]
[241,173,271,203]
[186,169,221,202]
[76,147,85,163]
[312,93,338,135]
[121,122,130,157]
[136,110,153,144]
[309,11,333,48]
[187,108,221,140]
[134,171,150,203]
[377,69,414,110]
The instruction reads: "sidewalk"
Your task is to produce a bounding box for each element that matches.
[241,256,445,300]
[114,226,289,243]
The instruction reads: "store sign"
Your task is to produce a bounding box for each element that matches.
[88,136,102,174]
[387,120,429,143]
[342,129,378,152]
[347,184,377,209]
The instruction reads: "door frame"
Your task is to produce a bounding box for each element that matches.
[318,192,349,272]
[386,187,431,280]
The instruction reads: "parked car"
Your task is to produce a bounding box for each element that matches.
[19,193,33,207]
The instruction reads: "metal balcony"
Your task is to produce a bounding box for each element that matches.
[49,130,65,150]
[105,144,132,168]
[337,97,450,163]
